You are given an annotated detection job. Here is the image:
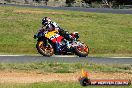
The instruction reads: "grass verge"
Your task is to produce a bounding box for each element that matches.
[0,6,132,56]
[0,62,131,87]
[0,62,132,73]
[0,82,131,88]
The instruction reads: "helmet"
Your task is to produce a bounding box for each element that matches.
[42,17,51,26]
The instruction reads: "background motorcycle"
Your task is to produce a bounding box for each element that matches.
[34,29,89,57]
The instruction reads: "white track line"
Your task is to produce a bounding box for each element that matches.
[0,55,131,58]
[0,54,76,57]
[0,55,25,56]
[111,57,132,59]
[53,55,76,57]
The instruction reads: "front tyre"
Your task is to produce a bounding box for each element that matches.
[36,41,54,57]
[74,42,89,57]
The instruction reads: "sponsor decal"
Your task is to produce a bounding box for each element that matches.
[79,69,131,86]
[90,79,131,85]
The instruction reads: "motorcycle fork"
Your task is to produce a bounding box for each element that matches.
[43,38,48,47]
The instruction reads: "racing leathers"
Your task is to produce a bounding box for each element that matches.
[39,21,72,41]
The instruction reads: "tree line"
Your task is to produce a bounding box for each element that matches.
[66,0,132,5]
[4,0,132,6]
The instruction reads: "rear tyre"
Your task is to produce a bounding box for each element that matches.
[36,41,54,57]
[74,42,89,57]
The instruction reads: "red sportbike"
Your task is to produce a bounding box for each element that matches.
[34,29,89,57]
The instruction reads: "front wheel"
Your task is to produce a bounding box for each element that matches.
[36,41,54,57]
[74,42,89,57]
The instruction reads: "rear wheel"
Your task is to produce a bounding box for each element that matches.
[74,42,89,57]
[36,41,54,57]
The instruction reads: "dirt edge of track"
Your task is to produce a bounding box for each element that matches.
[0,71,132,83]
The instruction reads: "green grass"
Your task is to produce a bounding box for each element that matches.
[0,82,131,88]
[0,62,132,73]
[0,62,131,88]
[0,6,132,56]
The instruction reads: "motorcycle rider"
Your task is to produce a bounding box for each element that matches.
[35,17,73,54]
[39,17,72,40]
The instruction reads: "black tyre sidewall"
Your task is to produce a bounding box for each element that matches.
[74,43,89,57]
[36,41,54,57]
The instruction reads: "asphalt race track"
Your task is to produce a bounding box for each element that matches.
[0,4,132,14]
[0,56,132,64]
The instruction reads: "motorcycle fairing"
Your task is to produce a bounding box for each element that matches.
[45,30,63,43]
